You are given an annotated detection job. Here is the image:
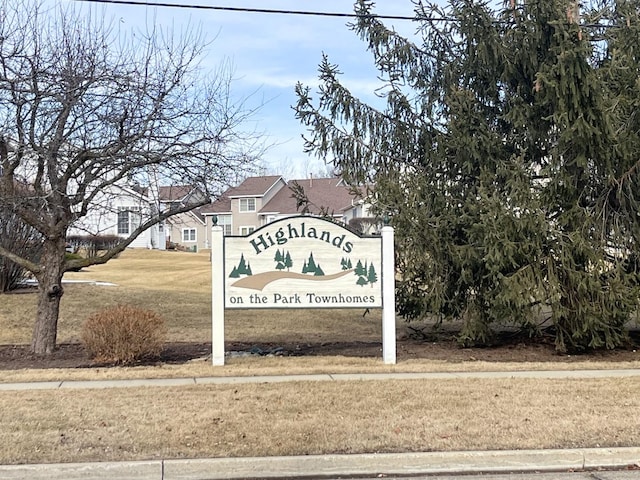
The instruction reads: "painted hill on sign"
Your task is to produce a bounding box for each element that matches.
[232,270,353,291]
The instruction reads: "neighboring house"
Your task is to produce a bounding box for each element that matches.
[159,186,210,251]
[200,175,377,237]
[68,183,160,249]
[200,175,287,237]
[68,183,209,251]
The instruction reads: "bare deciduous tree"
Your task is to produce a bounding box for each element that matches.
[0,1,263,354]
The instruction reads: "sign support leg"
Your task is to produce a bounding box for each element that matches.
[381,226,396,364]
[211,225,225,366]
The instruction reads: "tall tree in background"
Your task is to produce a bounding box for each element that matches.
[295,0,640,351]
[0,1,263,354]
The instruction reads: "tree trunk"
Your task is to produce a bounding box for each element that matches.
[31,237,66,355]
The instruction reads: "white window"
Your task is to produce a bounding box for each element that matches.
[239,198,256,212]
[182,228,197,242]
[216,215,232,236]
[239,226,255,236]
[117,206,141,235]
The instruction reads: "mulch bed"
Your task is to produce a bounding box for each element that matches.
[1,335,638,370]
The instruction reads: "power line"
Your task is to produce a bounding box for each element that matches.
[72,0,420,21]
[72,0,627,29]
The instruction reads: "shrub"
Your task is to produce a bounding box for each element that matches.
[0,207,42,292]
[81,305,167,365]
[0,255,28,292]
[65,252,84,272]
[66,234,122,258]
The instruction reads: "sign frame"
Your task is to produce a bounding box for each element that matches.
[211,215,396,365]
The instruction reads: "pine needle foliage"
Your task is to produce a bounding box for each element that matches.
[295,0,640,352]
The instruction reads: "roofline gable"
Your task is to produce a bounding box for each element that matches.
[228,177,285,198]
[116,184,150,201]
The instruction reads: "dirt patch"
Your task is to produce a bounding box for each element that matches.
[1,334,639,370]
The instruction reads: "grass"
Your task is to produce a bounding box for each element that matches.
[3,248,639,382]
[0,249,382,345]
[1,377,639,464]
[1,248,640,464]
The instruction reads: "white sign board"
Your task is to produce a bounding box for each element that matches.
[224,217,382,309]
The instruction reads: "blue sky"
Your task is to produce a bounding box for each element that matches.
[74,1,422,179]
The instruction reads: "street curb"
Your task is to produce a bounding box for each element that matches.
[163,448,640,479]
[0,447,638,480]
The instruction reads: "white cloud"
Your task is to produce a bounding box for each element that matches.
[65,0,423,177]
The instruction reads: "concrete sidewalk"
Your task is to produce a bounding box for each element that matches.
[0,447,639,479]
[1,368,640,391]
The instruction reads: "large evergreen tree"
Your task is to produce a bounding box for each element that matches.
[295,0,640,351]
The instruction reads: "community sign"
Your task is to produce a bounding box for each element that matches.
[224,217,382,309]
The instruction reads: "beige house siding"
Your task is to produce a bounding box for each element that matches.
[226,177,287,234]
[166,212,208,251]
[200,175,376,237]
[230,200,260,235]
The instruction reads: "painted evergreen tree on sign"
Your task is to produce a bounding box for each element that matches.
[341,257,353,270]
[229,266,239,278]
[274,249,291,271]
[353,258,377,287]
[302,252,318,274]
[237,254,250,275]
[230,254,252,278]
[367,263,378,287]
[295,0,640,351]
[284,252,293,271]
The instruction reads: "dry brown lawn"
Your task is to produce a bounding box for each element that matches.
[1,377,639,464]
[0,249,382,345]
[1,249,640,465]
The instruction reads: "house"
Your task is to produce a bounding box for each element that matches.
[200,175,377,237]
[67,183,159,249]
[159,186,210,251]
[199,175,286,236]
[68,183,210,251]
[67,175,375,252]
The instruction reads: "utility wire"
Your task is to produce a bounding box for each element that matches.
[72,0,420,21]
[72,0,628,29]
